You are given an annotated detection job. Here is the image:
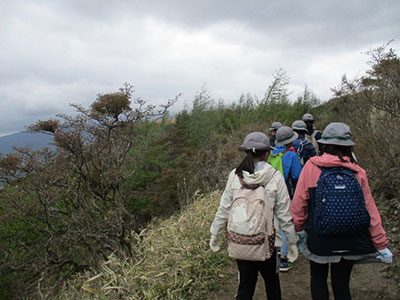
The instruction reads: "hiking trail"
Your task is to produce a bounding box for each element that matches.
[209,255,399,299]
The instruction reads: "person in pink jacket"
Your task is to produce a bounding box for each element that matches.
[291,122,393,300]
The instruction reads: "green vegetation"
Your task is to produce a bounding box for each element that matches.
[0,43,399,299]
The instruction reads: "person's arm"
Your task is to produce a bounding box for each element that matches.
[291,164,315,231]
[273,171,299,261]
[358,169,388,250]
[290,153,303,189]
[210,170,235,236]
[273,171,298,244]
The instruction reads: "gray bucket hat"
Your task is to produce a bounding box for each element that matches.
[302,113,314,122]
[291,120,308,133]
[239,132,274,151]
[275,126,299,146]
[319,122,355,146]
[269,121,282,131]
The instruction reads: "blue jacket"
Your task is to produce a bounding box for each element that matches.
[272,146,302,182]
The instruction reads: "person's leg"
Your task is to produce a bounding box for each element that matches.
[279,230,292,271]
[280,230,288,257]
[259,249,281,300]
[309,260,329,300]
[330,259,354,300]
[236,259,259,300]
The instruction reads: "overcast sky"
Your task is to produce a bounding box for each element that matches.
[0,0,399,136]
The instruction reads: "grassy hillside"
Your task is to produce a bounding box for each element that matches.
[59,191,231,300]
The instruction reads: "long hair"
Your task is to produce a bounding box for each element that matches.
[235,149,268,179]
[320,144,357,164]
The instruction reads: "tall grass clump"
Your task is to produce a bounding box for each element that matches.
[59,191,230,300]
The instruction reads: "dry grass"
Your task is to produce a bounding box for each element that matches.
[59,191,231,300]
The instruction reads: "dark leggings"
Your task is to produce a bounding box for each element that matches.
[236,249,281,300]
[310,259,354,300]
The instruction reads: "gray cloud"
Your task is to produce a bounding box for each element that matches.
[0,0,399,135]
[59,0,398,49]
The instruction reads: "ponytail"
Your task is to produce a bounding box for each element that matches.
[235,149,268,178]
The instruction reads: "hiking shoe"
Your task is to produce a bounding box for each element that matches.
[277,248,281,257]
[279,258,293,272]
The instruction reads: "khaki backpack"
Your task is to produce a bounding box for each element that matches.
[226,177,275,261]
[309,130,320,155]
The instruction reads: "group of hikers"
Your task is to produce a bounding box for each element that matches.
[209,113,393,300]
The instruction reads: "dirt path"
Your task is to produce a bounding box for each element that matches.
[210,255,399,299]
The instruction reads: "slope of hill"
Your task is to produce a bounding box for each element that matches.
[59,191,232,299]
[0,131,54,154]
[59,190,400,300]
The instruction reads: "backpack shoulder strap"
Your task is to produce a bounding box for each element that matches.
[303,137,311,145]
[311,129,321,139]
[269,152,281,158]
[280,148,289,156]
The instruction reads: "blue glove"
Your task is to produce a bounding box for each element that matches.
[297,230,307,252]
[376,248,393,264]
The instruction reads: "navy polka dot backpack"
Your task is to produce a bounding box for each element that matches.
[314,167,370,235]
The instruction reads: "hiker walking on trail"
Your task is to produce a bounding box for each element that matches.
[209,132,298,300]
[269,121,282,147]
[302,113,322,155]
[291,120,316,165]
[271,126,303,199]
[270,126,303,272]
[291,122,393,300]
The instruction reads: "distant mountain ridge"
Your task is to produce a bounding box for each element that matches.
[0,131,54,154]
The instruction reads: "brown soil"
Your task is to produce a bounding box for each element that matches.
[210,255,399,300]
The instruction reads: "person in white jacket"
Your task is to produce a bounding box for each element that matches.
[209,132,298,300]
